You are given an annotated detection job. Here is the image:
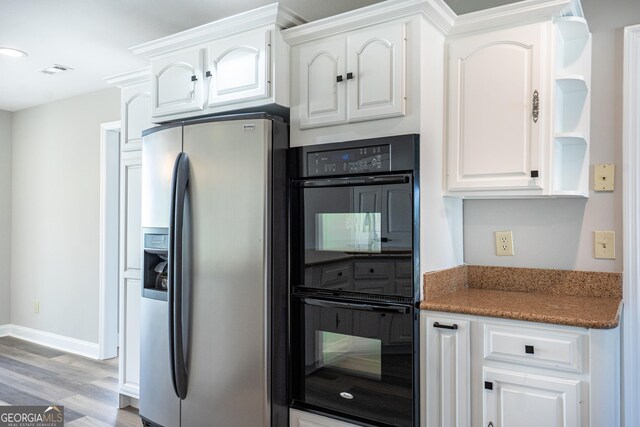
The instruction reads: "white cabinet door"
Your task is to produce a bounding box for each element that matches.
[119,151,142,398]
[483,367,581,427]
[151,48,204,117]
[347,22,406,122]
[122,82,152,152]
[297,37,347,128]
[206,28,270,107]
[425,315,471,427]
[447,23,546,191]
[290,409,361,427]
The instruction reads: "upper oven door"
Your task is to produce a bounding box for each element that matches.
[292,175,414,299]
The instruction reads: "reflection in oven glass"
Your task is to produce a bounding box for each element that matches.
[315,213,382,253]
[318,331,381,381]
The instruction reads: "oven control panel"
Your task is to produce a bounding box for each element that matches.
[307,145,391,176]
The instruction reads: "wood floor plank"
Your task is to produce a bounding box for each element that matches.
[0,338,139,426]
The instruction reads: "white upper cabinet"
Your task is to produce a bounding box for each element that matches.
[445,1,591,198]
[131,4,305,123]
[295,21,406,130]
[298,38,347,128]
[347,22,406,122]
[206,28,271,107]
[447,23,545,192]
[151,48,204,118]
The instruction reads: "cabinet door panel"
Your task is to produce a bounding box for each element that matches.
[152,49,204,117]
[207,28,270,107]
[483,367,580,427]
[122,82,152,152]
[448,23,545,191]
[298,38,347,128]
[425,315,470,427]
[347,22,406,122]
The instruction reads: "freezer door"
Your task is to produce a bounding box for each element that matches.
[139,297,180,427]
[142,126,182,228]
[180,119,271,427]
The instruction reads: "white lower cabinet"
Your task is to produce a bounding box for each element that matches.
[421,312,620,427]
[483,367,581,427]
[290,409,360,427]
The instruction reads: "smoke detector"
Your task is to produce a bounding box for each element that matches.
[40,64,74,75]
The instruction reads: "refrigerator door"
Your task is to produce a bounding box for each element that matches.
[140,125,182,427]
[142,125,183,228]
[180,119,271,426]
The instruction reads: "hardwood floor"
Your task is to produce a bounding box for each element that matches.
[0,336,140,426]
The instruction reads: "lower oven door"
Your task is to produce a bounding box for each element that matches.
[291,296,414,427]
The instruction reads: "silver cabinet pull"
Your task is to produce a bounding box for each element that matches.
[532,89,540,123]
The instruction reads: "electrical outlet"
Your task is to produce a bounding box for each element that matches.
[594,231,615,259]
[495,231,514,256]
[34,300,39,315]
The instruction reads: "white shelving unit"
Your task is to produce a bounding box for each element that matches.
[551,16,591,196]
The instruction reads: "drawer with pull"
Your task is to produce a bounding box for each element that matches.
[483,322,585,373]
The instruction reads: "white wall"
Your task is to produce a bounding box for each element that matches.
[11,88,120,343]
[0,110,12,325]
[463,0,640,273]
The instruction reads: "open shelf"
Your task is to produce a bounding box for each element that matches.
[556,75,588,93]
[556,17,589,44]
[552,135,588,194]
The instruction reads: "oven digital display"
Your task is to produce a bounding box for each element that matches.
[307,145,391,176]
[315,213,381,253]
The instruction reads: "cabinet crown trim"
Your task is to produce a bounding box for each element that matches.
[105,67,150,87]
[282,0,455,45]
[448,0,582,37]
[131,3,305,59]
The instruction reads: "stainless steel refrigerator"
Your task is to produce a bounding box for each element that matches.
[139,113,289,427]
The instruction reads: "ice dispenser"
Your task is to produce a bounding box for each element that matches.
[142,227,169,300]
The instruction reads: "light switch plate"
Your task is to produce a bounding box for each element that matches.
[594,164,615,191]
[495,231,514,256]
[594,231,615,259]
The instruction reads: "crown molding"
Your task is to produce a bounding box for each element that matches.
[104,67,150,87]
[448,0,579,37]
[131,3,306,59]
[282,0,456,46]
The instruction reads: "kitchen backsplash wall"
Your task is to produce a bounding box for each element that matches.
[463,0,640,273]
[0,110,12,325]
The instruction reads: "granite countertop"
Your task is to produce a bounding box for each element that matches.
[420,265,623,329]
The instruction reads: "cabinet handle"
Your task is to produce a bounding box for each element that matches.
[530,170,539,178]
[346,72,354,80]
[488,422,494,427]
[484,381,493,390]
[205,71,212,78]
[525,345,535,354]
[532,90,539,123]
[191,75,198,82]
[433,322,458,330]
[336,75,344,82]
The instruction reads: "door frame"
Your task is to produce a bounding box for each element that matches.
[623,24,640,427]
[99,120,121,360]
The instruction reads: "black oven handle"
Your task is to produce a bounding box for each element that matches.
[300,174,410,188]
[301,297,409,314]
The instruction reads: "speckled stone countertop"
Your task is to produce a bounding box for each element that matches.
[420,265,623,329]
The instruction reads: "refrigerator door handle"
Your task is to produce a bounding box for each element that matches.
[169,152,190,399]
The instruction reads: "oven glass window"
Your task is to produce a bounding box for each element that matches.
[318,331,381,380]
[316,213,381,253]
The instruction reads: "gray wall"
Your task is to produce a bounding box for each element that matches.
[11,88,119,343]
[463,0,640,273]
[0,110,12,325]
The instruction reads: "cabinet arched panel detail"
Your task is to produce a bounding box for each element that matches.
[211,46,261,95]
[125,92,151,149]
[356,39,395,107]
[307,51,340,117]
[206,28,270,107]
[348,22,405,122]
[155,62,197,108]
[458,42,533,179]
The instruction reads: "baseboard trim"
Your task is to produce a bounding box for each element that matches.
[0,325,10,337]
[1,324,99,359]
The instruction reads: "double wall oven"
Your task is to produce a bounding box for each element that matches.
[289,135,420,426]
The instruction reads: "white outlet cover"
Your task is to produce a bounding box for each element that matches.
[495,230,514,256]
[594,231,615,259]
[594,164,615,191]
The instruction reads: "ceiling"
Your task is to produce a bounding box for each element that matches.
[0,0,518,112]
